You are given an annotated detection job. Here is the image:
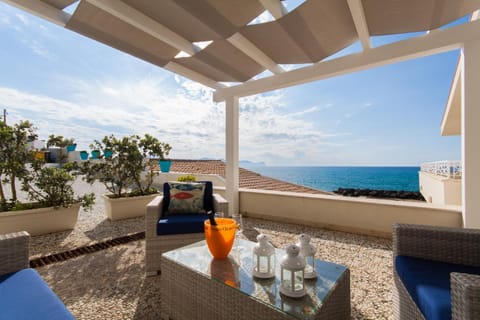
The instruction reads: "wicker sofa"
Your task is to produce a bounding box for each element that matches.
[0,231,74,319]
[145,182,228,276]
[393,223,480,320]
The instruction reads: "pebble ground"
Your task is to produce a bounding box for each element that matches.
[24,181,393,319]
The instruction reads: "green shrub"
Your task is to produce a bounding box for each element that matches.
[177,175,197,182]
[81,134,171,198]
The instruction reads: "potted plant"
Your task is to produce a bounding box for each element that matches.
[0,121,94,235]
[81,134,171,220]
[80,150,89,160]
[139,133,172,173]
[90,149,100,159]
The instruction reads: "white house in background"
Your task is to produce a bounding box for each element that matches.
[419,11,479,207]
[419,160,462,205]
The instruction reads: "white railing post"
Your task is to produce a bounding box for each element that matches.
[420,160,462,179]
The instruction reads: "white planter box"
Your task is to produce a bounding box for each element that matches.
[103,193,158,221]
[0,203,80,236]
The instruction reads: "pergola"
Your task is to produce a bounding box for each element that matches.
[3,0,480,228]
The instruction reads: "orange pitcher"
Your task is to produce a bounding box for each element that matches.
[204,218,237,259]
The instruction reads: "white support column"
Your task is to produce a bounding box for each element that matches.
[461,39,480,228]
[225,96,240,216]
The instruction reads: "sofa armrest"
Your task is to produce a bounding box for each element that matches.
[393,223,480,266]
[0,231,30,276]
[146,196,164,239]
[451,272,480,319]
[213,193,228,216]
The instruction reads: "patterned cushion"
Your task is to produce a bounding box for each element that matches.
[166,182,206,215]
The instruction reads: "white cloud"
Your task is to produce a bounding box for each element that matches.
[21,38,52,59]
[15,13,29,26]
[284,104,332,118]
[0,72,341,166]
[0,10,11,26]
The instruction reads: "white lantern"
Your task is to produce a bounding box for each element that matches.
[280,244,306,298]
[297,234,317,279]
[252,234,275,279]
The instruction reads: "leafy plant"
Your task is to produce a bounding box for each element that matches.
[140,133,171,160]
[46,134,75,148]
[0,120,37,208]
[81,134,171,198]
[177,175,197,182]
[20,161,95,210]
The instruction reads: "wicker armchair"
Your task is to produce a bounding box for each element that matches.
[393,223,480,320]
[0,231,30,276]
[145,190,228,276]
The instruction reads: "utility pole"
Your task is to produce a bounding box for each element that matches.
[2,109,5,124]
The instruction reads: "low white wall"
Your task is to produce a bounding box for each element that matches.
[239,188,462,238]
[419,171,462,205]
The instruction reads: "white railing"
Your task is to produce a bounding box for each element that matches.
[420,160,462,179]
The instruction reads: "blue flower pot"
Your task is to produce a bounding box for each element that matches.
[66,144,77,152]
[159,160,171,173]
[80,151,89,160]
[104,150,113,159]
[91,150,100,159]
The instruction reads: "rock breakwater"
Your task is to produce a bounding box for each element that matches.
[334,188,425,201]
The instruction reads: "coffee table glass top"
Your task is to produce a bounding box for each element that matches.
[162,239,348,319]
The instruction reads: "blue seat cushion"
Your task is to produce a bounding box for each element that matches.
[0,268,74,320]
[157,214,208,235]
[395,255,480,320]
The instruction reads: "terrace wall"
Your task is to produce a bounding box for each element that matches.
[234,188,462,238]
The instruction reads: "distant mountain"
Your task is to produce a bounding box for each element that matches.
[195,158,267,168]
[239,160,267,167]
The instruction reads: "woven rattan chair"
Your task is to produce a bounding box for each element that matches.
[1,231,75,318]
[393,223,480,320]
[0,231,30,276]
[145,183,228,276]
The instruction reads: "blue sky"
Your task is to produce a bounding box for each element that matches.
[0,1,461,166]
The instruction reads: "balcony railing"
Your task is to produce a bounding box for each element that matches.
[420,160,462,179]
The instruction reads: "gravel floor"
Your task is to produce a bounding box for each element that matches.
[8,180,393,319]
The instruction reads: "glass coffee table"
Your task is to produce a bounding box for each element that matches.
[160,239,350,320]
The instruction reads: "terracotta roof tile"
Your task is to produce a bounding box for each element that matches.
[156,160,330,195]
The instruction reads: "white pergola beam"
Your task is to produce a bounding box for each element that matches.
[1,0,71,27]
[461,39,480,228]
[86,0,199,56]
[225,96,240,216]
[228,33,284,74]
[440,55,462,136]
[259,0,287,19]
[347,0,371,50]
[165,62,225,90]
[213,19,480,102]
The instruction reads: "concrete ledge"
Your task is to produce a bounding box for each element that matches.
[239,188,462,238]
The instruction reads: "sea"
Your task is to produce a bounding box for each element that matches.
[246,166,420,192]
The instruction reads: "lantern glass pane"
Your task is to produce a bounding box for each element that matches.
[305,256,315,273]
[259,256,268,273]
[268,255,275,273]
[293,270,304,291]
[282,269,292,290]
